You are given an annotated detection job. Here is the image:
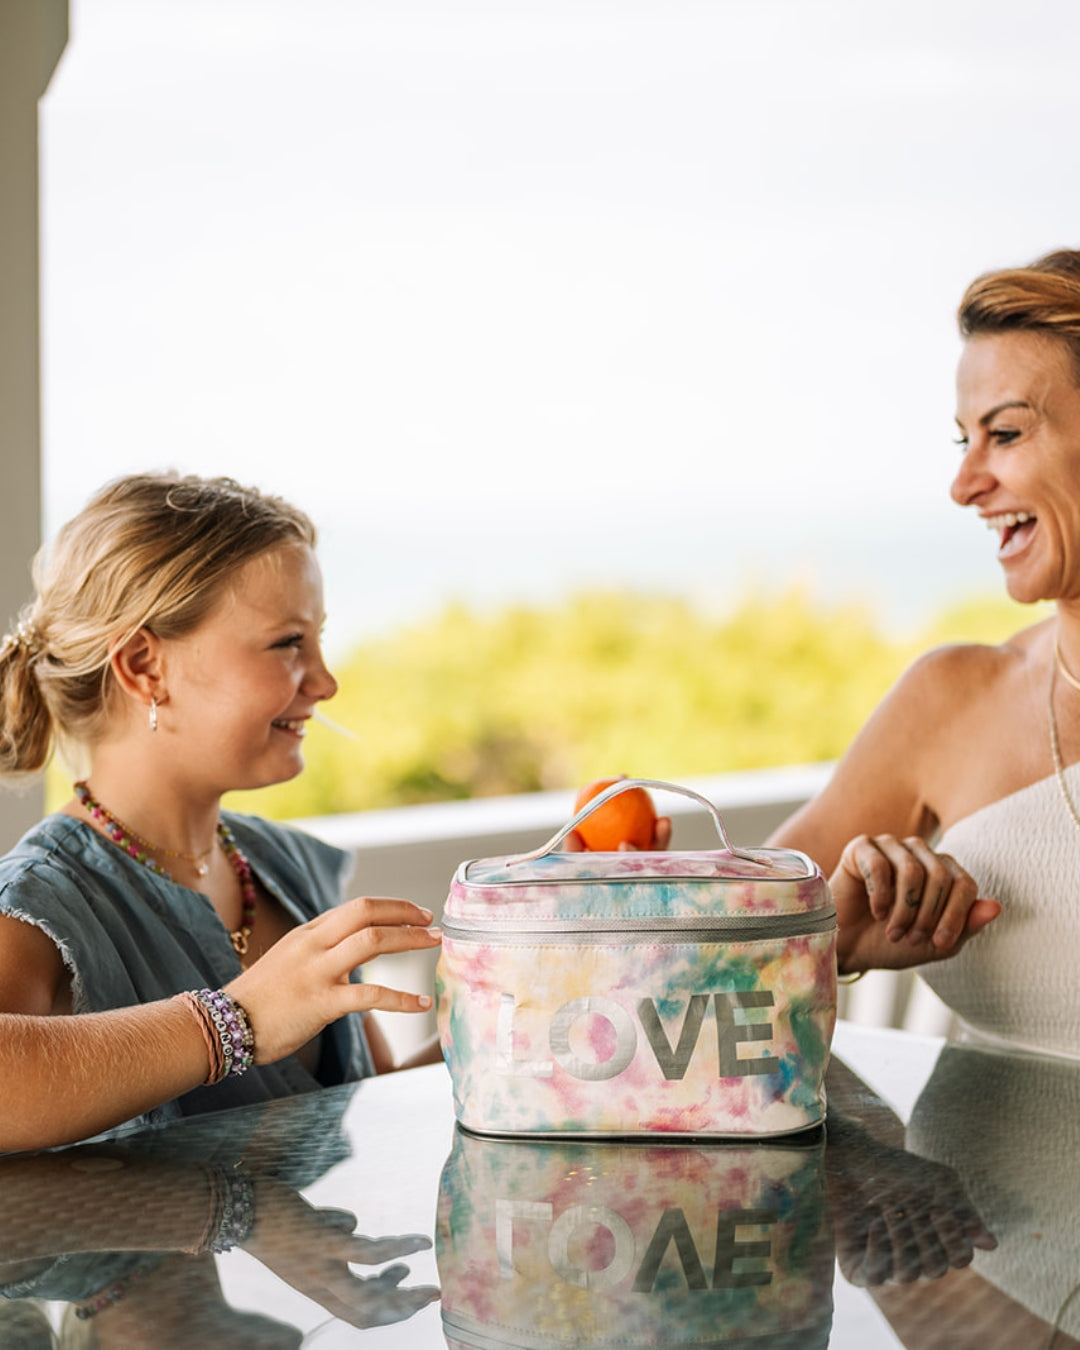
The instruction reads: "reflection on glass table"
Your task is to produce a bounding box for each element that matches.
[0,1022,1077,1348]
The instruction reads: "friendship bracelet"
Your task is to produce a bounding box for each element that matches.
[206,1169,257,1253]
[187,1164,228,1253]
[177,988,255,1082]
[177,992,225,1085]
[192,988,255,1078]
[189,1166,257,1255]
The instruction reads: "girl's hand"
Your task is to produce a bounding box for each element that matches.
[830,835,1000,974]
[225,898,441,1066]
[244,1179,439,1329]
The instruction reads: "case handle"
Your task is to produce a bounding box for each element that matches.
[508,777,747,864]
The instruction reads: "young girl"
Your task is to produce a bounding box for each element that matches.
[0,473,443,1151]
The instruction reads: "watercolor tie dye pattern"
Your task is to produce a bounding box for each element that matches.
[436,1128,834,1349]
[437,844,837,1139]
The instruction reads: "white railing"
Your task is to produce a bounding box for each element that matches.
[294,763,956,1059]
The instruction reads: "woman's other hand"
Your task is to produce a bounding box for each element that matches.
[831,835,1000,974]
[826,1116,996,1287]
[225,897,441,1067]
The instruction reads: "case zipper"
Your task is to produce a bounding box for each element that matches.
[441,908,836,944]
[463,863,817,886]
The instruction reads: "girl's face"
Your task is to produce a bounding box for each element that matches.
[952,330,1080,605]
[158,544,338,794]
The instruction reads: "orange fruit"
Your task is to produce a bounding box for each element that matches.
[573,778,657,851]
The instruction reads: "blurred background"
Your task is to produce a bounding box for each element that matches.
[37,0,1073,813]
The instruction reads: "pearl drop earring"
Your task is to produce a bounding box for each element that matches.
[149,697,158,733]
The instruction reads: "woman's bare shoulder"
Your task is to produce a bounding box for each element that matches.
[894,615,1052,712]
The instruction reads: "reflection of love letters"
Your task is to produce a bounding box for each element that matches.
[496,1197,777,1292]
[435,1129,836,1349]
[496,990,776,1082]
[436,779,838,1137]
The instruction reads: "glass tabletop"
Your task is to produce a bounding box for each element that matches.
[1,1020,1076,1348]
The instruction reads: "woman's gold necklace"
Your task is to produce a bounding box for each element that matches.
[1048,642,1080,834]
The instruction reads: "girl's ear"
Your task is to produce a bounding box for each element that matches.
[109,629,166,706]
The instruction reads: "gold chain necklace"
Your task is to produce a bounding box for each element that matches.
[1055,639,1080,695]
[1048,647,1080,834]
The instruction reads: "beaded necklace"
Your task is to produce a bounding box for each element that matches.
[74,781,257,956]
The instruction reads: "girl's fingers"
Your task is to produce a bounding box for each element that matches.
[337,981,434,1016]
[310,896,435,944]
[330,924,442,979]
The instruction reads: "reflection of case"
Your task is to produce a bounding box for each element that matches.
[436,1127,834,1349]
[436,781,837,1140]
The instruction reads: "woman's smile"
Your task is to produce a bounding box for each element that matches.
[984,510,1036,560]
[953,330,1080,604]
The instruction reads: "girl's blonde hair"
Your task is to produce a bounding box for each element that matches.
[958,248,1080,379]
[0,473,316,777]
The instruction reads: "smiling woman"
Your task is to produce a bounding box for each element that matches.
[952,330,1080,603]
[770,249,1080,1061]
[0,473,443,1152]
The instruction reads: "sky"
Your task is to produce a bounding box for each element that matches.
[37,0,1080,651]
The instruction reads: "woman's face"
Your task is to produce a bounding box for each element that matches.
[952,330,1080,605]
[158,544,338,794]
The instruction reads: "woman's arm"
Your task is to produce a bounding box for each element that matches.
[0,897,442,1151]
[768,647,1000,973]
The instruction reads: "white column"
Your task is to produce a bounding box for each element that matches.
[0,1,68,847]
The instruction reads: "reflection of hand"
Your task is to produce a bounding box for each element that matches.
[827,1118,996,1287]
[830,834,1000,973]
[244,1178,439,1329]
[226,897,442,1066]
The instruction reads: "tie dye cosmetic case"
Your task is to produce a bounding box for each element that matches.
[435,780,837,1139]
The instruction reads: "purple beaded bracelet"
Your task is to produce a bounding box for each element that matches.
[206,1169,257,1253]
[191,988,255,1079]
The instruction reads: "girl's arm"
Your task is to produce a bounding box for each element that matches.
[0,897,441,1151]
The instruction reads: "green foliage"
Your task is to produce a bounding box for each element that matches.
[43,587,1048,818]
[221,586,1046,820]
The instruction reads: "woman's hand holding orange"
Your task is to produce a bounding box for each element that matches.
[225,897,441,1066]
[564,777,672,852]
[830,835,1000,975]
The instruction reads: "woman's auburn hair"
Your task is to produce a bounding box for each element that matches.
[959,249,1080,378]
[0,472,316,778]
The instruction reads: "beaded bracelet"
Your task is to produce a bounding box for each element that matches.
[206,1168,257,1253]
[189,1166,258,1255]
[177,988,255,1083]
[194,988,255,1079]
